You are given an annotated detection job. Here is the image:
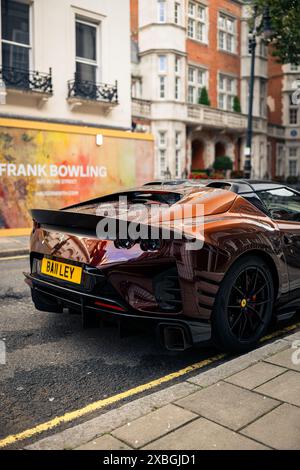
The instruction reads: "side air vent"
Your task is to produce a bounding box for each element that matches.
[195,275,221,317]
[153,267,183,313]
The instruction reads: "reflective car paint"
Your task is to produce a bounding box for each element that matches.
[29,185,295,323]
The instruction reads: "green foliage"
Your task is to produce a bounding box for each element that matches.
[198,86,211,106]
[286,175,299,185]
[252,0,300,65]
[213,156,233,172]
[233,96,241,113]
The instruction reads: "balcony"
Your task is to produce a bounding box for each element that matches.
[267,124,285,139]
[132,98,152,119]
[67,76,118,111]
[187,104,247,132]
[252,117,268,134]
[0,66,53,106]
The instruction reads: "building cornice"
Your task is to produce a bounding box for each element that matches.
[139,23,186,32]
[139,49,187,57]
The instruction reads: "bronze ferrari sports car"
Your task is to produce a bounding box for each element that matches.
[25,180,300,353]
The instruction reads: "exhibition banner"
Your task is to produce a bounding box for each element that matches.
[0,121,154,229]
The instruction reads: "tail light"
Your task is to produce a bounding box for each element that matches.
[94,300,126,312]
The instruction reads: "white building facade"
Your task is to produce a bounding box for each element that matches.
[0,0,156,231]
[134,0,187,178]
[0,0,132,129]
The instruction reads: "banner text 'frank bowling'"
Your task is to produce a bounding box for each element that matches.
[0,164,108,178]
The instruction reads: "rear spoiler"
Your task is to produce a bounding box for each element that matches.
[32,209,105,237]
[30,209,181,241]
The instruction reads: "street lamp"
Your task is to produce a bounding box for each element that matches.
[244,5,274,179]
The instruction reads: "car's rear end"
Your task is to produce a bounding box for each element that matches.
[25,186,238,350]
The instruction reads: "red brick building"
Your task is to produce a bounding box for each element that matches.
[131,0,300,180]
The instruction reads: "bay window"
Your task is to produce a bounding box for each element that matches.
[188,65,208,104]
[157,0,166,23]
[218,74,237,111]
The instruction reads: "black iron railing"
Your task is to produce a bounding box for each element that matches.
[67,76,118,104]
[0,67,53,94]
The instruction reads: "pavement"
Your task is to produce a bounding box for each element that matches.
[0,233,30,258]
[25,330,300,451]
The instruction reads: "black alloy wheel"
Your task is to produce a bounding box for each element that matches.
[227,267,272,342]
[213,256,274,353]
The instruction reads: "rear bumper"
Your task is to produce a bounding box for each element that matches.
[24,272,212,346]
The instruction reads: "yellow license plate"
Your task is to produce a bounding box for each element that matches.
[41,258,82,285]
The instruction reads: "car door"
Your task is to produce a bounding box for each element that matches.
[258,187,300,302]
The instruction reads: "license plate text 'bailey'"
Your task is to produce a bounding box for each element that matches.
[41,259,82,284]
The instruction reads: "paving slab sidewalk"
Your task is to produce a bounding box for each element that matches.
[0,236,29,258]
[26,330,300,451]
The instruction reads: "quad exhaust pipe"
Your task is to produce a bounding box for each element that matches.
[158,324,192,352]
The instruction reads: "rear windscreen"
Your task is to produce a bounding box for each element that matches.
[123,191,182,205]
[64,191,182,211]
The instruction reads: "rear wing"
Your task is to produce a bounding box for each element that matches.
[30,209,181,242]
[31,209,105,237]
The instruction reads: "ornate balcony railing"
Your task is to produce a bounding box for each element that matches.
[132,98,152,118]
[187,104,247,131]
[0,67,53,94]
[67,77,118,104]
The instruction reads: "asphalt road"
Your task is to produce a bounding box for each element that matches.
[0,257,218,444]
[0,257,299,448]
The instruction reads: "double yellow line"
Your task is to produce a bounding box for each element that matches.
[0,321,299,449]
[0,255,28,262]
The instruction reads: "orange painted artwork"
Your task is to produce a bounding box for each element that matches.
[0,126,154,229]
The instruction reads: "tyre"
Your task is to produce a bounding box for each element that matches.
[212,255,274,353]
